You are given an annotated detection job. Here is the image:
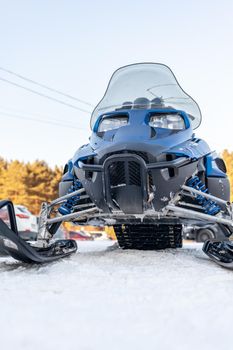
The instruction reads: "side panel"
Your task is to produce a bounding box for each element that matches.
[207,177,230,201]
[205,154,230,201]
[151,161,198,210]
[59,181,73,197]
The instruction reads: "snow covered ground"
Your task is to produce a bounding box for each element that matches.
[0,240,233,350]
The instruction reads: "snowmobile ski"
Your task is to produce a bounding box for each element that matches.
[0,200,77,263]
[0,219,77,263]
[202,240,233,269]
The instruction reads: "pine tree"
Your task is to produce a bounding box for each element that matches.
[0,160,28,204]
[0,157,63,214]
[0,157,7,196]
[25,160,61,214]
[50,165,63,200]
[222,149,233,201]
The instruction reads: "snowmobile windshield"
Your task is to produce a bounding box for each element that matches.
[91,63,202,130]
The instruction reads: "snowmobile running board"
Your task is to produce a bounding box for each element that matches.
[0,200,77,264]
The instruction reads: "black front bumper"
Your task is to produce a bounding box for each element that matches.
[78,155,190,172]
[77,153,196,214]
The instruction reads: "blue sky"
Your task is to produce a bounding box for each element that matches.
[0,0,233,166]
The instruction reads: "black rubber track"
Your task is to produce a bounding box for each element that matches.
[114,223,183,250]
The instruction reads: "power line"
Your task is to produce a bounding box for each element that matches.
[0,66,93,107]
[0,111,79,128]
[0,111,89,130]
[0,76,92,114]
[0,105,89,127]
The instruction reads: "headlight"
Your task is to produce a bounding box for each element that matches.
[98,116,128,132]
[149,114,185,130]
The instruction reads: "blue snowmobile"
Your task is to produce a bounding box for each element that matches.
[0,63,233,268]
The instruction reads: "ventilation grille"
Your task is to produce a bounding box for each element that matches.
[109,160,142,187]
[109,161,126,186]
[129,161,141,186]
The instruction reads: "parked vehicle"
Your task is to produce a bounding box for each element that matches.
[183,222,229,242]
[53,226,68,240]
[68,230,94,241]
[91,231,108,240]
[0,207,9,225]
[0,205,38,254]
[14,205,38,240]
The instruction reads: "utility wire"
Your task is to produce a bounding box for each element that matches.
[0,111,89,130]
[0,105,88,127]
[0,76,92,114]
[0,66,93,107]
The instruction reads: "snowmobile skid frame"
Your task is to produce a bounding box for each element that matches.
[1,181,233,267]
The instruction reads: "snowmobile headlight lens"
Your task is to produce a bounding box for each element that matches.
[149,114,185,130]
[98,116,128,132]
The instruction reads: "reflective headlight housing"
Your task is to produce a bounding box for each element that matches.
[98,116,128,132]
[149,114,185,130]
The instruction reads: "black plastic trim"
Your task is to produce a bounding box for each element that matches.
[78,156,190,172]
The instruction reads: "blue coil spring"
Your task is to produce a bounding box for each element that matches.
[58,180,83,215]
[186,176,221,216]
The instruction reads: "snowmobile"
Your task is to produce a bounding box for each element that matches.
[1,63,233,268]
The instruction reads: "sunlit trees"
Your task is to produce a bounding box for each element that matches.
[222,149,233,201]
[0,158,62,214]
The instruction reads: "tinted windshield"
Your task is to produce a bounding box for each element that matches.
[91,63,202,129]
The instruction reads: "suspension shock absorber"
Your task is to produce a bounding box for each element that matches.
[58,179,83,215]
[186,176,221,215]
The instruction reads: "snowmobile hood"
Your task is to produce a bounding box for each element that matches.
[91,63,202,130]
[89,108,195,158]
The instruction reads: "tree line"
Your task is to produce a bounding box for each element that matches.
[222,149,233,200]
[0,158,62,214]
[0,150,232,214]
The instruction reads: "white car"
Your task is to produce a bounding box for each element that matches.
[14,205,38,240]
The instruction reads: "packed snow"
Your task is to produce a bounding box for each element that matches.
[0,240,233,350]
